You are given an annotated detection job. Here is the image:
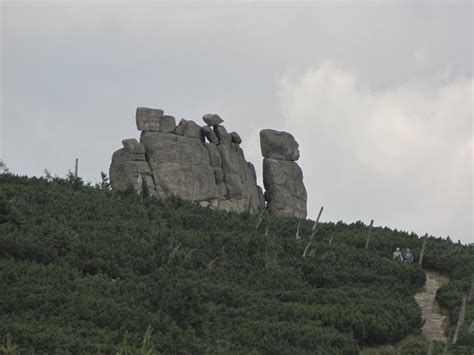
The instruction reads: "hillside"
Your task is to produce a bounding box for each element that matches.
[0,174,473,354]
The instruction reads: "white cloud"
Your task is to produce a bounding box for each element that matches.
[278,62,473,242]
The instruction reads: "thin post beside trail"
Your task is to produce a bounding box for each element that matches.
[443,330,453,355]
[419,235,428,267]
[364,219,374,250]
[468,273,474,304]
[74,158,78,177]
[453,294,467,344]
[427,341,435,355]
[312,206,324,231]
[308,206,324,240]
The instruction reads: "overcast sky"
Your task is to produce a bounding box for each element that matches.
[1,1,473,243]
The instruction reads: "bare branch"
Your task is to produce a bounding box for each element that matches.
[364,219,374,250]
[167,242,182,263]
[184,248,197,262]
[295,220,301,240]
[303,241,312,259]
[207,256,219,270]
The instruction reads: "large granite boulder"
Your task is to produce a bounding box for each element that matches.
[263,158,307,218]
[214,125,232,145]
[141,131,217,201]
[260,129,307,218]
[260,129,300,161]
[109,139,156,195]
[203,113,224,126]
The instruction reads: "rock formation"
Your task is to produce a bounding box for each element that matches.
[260,129,307,218]
[110,107,265,213]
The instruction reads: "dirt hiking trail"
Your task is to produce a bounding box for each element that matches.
[414,272,448,343]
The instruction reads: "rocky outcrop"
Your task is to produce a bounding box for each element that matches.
[109,139,157,196]
[110,108,265,213]
[260,129,307,218]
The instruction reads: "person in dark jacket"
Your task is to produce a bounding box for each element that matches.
[403,248,414,263]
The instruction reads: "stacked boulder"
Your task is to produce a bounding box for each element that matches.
[260,129,307,218]
[110,107,265,213]
[109,138,156,196]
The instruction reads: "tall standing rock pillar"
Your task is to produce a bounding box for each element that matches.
[260,129,307,218]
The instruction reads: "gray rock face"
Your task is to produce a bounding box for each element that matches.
[260,129,307,218]
[174,119,203,140]
[260,129,300,161]
[203,113,224,126]
[230,131,242,144]
[202,126,219,144]
[122,138,145,155]
[160,115,176,133]
[136,107,164,131]
[214,125,232,145]
[110,107,265,214]
[141,131,217,200]
[110,140,156,196]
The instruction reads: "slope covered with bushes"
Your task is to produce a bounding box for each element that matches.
[0,174,472,354]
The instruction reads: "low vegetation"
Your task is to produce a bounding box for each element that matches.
[0,173,472,353]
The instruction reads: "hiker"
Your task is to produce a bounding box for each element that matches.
[403,248,414,264]
[392,247,403,261]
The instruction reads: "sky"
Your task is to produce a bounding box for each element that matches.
[1,1,473,243]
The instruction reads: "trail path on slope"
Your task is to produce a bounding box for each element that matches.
[414,272,448,343]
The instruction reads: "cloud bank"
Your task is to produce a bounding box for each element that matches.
[278,62,473,241]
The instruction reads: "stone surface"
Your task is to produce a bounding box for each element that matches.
[260,129,300,161]
[174,119,187,136]
[217,144,264,212]
[136,107,164,131]
[122,138,145,154]
[141,131,217,201]
[262,158,307,218]
[261,129,307,218]
[204,143,222,167]
[203,113,224,126]
[183,120,203,139]
[109,148,156,196]
[202,126,219,144]
[214,125,232,145]
[160,115,176,133]
[112,107,312,216]
[230,131,242,144]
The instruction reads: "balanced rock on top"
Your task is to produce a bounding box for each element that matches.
[203,113,224,126]
[260,129,300,161]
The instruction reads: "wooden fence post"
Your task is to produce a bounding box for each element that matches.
[468,273,474,304]
[308,206,324,240]
[443,330,452,355]
[364,219,374,250]
[427,340,434,355]
[427,341,434,355]
[74,158,79,177]
[419,235,428,267]
[453,294,467,344]
[312,206,324,231]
